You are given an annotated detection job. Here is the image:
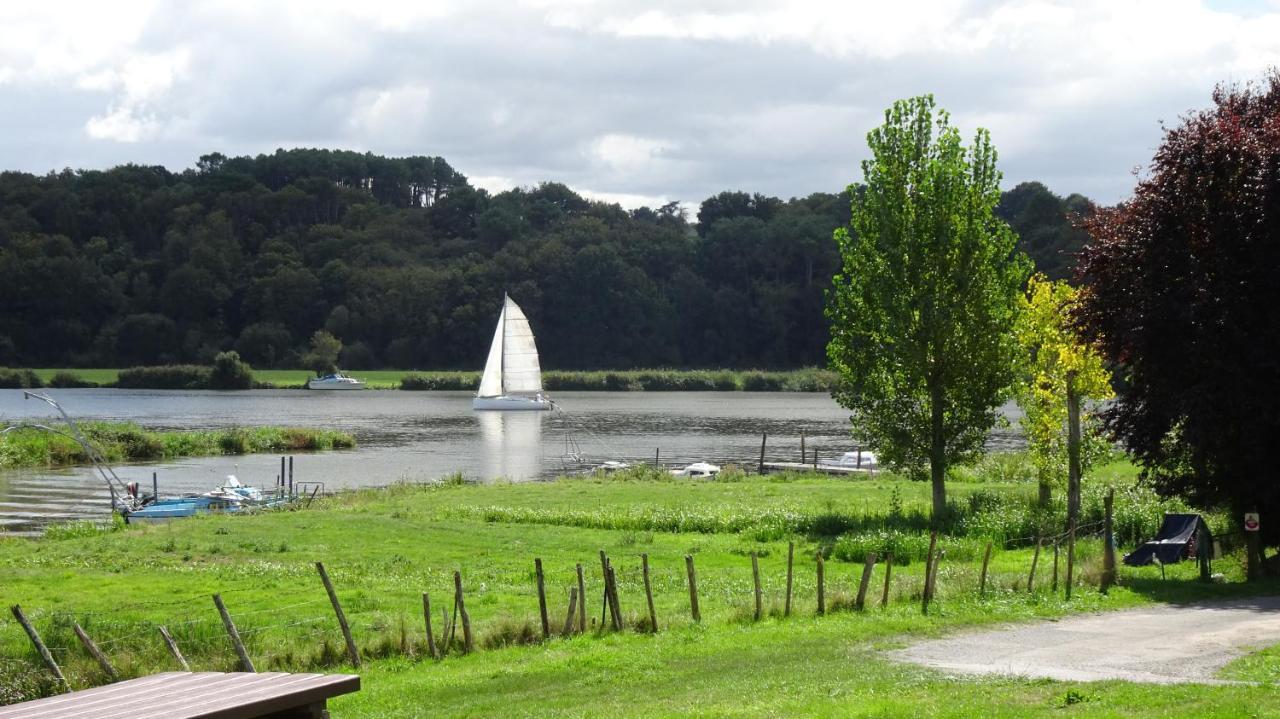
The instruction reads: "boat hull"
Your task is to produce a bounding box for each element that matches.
[307,379,366,390]
[473,395,552,411]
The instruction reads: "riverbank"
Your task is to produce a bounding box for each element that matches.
[13,367,839,392]
[0,422,356,470]
[3,467,1274,715]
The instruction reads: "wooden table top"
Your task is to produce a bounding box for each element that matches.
[0,671,360,719]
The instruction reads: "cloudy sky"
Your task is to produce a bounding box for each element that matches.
[2,1,1279,208]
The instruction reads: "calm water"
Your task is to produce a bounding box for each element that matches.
[0,389,1022,532]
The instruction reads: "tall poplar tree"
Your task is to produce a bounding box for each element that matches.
[827,95,1031,519]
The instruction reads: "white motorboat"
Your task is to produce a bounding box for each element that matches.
[307,372,366,390]
[473,294,552,411]
[823,450,878,469]
[670,461,720,478]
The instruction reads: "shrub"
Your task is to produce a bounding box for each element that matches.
[741,372,784,391]
[48,371,97,388]
[209,351,254,390]
[400,373,477,390]
[0,368,43,389]
[115,365,211,389]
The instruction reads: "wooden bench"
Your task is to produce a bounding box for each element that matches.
[0,671,360,719]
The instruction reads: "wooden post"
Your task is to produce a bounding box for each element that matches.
[855,552,877,611]
[642,553,657,632]
[562,587,579,636]
[800,430,806,464]
[1102,488,1117,592]
[655,448,660,465]
[288,456,294,493]
[535,558,550,640]
[1066,376,1082,528]
[454,571,473,652]
[1065,518,1077,600]
[685,555,701,622]
[316,562,361,668]
[441,605,455,658]
[921,531,938,615]
[423,593,439,659]
[576,563,587,633]
[978,542,992,597]
[1247,527,1261,582]
[158,626,189,670]
[1026,538,1042,593]
[598,550,617,629]
[212,594,255,672]
[1052,542,1060,592]
[152,471,158,500]
[751,552,763,621]
[758,432,768,473]
[280,456,287,495]
[784,541,794,617]
[816,552,825,615]
[11,605,68,692]
[881,552,894,607]
[72,622,118,681]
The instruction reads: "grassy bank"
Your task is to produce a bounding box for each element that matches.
[2,466,1274,714]
[0,422,356,470]
[20,368,839,392]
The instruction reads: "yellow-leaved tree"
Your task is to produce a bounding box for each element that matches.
[1014,274,1112,517]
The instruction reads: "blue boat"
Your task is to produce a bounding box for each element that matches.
[123,476,289,523]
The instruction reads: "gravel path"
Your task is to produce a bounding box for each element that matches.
[893,596,1280,684]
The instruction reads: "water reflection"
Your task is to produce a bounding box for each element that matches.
[476,410,544,481]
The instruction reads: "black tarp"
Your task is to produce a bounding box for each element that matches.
[1123,513,1212,566]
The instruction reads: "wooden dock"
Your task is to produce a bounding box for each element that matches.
[759,462,874,476]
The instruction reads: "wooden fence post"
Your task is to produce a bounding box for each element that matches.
[881,552,894,607]
[11,605,68,692]
[423,593,439,659]
[598,550,619,630]
[685,555,701,622]
[784,541,794,617]
[576,563,587,633]
[1052,542,1060,592]
[921,531,938,615]
[751,552,763,621]
[606,563,623,630]
[535,558,550,640]
[454,570,473,652]
[159,626,190,670]
[975,542,991,597]
[816,553,825,616]
[855,552,877,611]
[72,622,118,681]
[316,562,361,668]
[562,587,579,636]
[1102,488,1117,592]
[1026,538,1042,593]
[642,553,657,633]
[212,594,255,672]
[1065,518,1077,600]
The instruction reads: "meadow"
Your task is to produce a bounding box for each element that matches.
[3,463,1276,715]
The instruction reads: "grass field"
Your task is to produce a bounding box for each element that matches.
[2,466,1275,714]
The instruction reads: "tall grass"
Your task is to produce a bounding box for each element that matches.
[0,422,356,469]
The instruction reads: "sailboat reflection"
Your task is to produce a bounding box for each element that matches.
[475,410,544,481]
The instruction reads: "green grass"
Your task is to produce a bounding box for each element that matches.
[2,467,1275,714]
[0,422,356,469]
[1219,642,1280,684]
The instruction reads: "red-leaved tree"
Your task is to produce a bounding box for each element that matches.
[1077,72,1280,552]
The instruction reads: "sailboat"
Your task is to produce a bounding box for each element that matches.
[473,294,553,411]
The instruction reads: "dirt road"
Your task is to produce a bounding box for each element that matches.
[894,596,1280,684]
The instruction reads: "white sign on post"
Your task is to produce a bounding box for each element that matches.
[1244,513,1260,532]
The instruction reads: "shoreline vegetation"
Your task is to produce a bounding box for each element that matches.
[2,367,840,392]
[0,422,356,470]
[2,465,1275,714]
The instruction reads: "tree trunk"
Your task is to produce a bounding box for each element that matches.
[1066,374,1082,528]
[930,385,947,522]
[1037,471,1052,508]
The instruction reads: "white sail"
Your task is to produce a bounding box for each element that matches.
[477,303,505,397]
[500,296,544,394]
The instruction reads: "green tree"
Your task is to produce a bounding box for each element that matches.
[827,95,1031,519]
[209,350,254,390]
[1013,274,1112,510]
[304,330,342,376]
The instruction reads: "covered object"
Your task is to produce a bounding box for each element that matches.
[1123,513,1212,566]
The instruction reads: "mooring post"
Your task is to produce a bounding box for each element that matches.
[152,471,158,500]
[11,605,68,692]
[280,456,286,495]
[655,448,660,465]
[288,455,294,491]
[758,432,768,473]
[800,430,806,464]
[316,562,361,668]
[159,626,190,670]
[212,593,255,672]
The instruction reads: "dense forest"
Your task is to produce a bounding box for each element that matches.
[0,150,1092,370]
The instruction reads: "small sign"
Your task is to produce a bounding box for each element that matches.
[1244,513,1260,532]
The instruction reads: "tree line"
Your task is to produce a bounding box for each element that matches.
[0,148,1090,370]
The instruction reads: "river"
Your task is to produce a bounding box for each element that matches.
[0,389,1022,533]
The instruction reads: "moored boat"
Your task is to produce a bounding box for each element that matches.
[307,372,366,390]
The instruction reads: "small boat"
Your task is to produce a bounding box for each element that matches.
[307,372,366,390]
[822,450,879,469]
[122,475,286,523]
[670,461,721,478]
[473,294,552,411]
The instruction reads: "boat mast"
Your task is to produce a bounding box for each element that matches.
[499,293,507,396]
